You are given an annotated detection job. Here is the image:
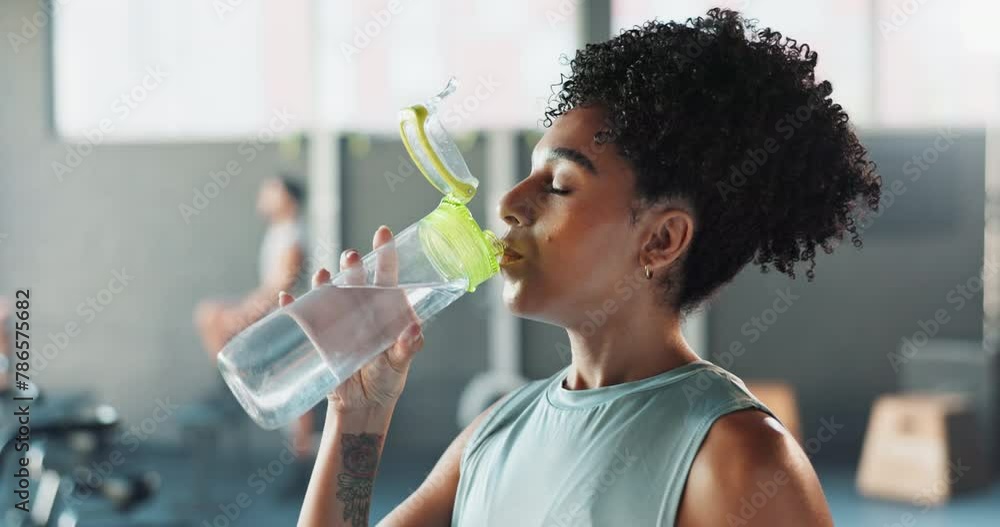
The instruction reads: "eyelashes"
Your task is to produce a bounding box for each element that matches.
[543,183,571,196]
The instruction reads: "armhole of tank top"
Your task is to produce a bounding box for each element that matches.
[662,398,777,524]
[460,381,530,470]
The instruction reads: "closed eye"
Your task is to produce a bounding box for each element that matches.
[544,183,571,195]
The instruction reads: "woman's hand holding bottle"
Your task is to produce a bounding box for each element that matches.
[278,226,424,414]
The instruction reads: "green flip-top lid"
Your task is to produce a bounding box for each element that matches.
[398,78,479,204]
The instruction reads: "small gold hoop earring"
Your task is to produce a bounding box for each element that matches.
[644,265,653,280]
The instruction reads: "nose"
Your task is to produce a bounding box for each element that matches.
[497,179,536,227]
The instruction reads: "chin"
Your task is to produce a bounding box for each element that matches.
[501,275,533,316]
[501,276,555,324]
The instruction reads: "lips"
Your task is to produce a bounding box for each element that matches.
[500,246,524,266]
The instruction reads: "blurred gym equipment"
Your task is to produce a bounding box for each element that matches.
[898,339,999,477]
[856,393,991,505]
[0,307,179,526]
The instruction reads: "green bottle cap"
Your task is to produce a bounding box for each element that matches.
[419,195,504,292]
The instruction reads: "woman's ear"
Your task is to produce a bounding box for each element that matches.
[641,207,694,272]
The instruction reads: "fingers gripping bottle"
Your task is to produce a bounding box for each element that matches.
[218,78,505,429]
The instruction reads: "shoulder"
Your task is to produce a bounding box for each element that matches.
[677,409,833,527]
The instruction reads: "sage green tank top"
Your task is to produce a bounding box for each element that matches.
[452,360,776,526]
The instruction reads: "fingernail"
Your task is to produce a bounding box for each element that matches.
[405,322,421,340]
[346,249,358,259]
[278,291,288,301]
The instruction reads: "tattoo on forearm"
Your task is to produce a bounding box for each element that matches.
[337,433,383,527]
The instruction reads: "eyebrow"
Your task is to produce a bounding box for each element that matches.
[545,147,598,176]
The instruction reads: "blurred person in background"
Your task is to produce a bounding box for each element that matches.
[194,175,316,460]
[195,175,307,355]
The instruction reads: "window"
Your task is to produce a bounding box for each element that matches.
[53,0,310,140]
[613,0,1000,127]
[876,0,1000,127]
[313,0,578,131]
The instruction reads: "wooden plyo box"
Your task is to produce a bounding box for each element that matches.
[856,393,990,505]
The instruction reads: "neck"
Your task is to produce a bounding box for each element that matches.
[563,299,699,390]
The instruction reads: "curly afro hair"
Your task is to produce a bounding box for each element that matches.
[544,8,882,315]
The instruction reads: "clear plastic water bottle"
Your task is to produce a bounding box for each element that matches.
[218,79,504,429]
